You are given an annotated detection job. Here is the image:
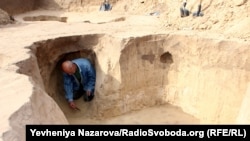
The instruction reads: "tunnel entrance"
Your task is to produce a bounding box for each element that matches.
[49,49,96,114]
[27,34,200,124]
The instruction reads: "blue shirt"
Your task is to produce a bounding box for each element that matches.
[63,58,96,102]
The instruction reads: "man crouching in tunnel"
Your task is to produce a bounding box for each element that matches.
[61,58,96,110]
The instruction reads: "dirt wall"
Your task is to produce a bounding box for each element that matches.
[0,0,36,15]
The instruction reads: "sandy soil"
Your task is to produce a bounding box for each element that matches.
[68,104,199,124]
[0,9,200,126]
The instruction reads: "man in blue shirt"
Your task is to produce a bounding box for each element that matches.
[99,0,112,11]
[61,58,96,110]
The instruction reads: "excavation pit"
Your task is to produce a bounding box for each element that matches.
[20,34,250,125]
[23,15,67,22]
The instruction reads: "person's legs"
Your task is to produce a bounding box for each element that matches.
[72,83,94,102]
[73,89,83,100]
[73,84,83,100]
[184,9,189,16]
[180,7,185,17]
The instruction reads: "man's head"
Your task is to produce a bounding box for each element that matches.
[61,60,76,75]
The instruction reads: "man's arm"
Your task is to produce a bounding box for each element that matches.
[63,73,80,110]
[63,73,74,102]
[84,64,96,93]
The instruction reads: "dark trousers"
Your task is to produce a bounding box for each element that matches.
[73,85,94,102]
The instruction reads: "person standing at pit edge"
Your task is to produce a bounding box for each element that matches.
[180,0,190,17]
[61,58,96,110]
[100,0,112,11]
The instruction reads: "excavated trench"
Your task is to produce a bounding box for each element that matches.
[23,15,68,22]
[22,33,250,124]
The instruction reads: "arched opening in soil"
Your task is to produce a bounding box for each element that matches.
[30,35,103,119]
[160,52,173,64]
[49,49,96,106]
